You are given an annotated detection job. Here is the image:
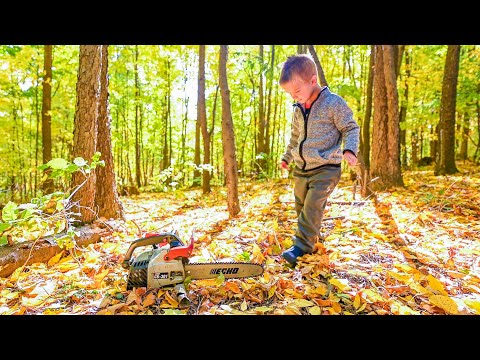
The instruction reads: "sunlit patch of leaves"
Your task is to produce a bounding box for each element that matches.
[1,161,479,315]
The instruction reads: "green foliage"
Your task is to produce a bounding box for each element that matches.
[0,154,104,249]
[1,44,478,199]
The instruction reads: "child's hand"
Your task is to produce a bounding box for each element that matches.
[343,151,358,166]
[280,160,289,170]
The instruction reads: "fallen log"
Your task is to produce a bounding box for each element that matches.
[0,224,112,279]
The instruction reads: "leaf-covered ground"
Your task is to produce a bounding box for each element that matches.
[1,161,479,315]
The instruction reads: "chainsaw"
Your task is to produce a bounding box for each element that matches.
[122,231,264,290]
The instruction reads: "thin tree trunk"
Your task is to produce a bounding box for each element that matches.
[42,45,54,193]
[219,45,240,217]
[399,47,410,167]
[210,85,219,183]
[257,45,266,172]
[134,45,142,188]
[460,113,470,160]
[35,60,40,197]
[435,45,460,175]
[362,45,374,170]
[308,45,328,87]
[198,46,211,193]
[265,45,274,174]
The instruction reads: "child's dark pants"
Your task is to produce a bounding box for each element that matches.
[292,164,341,253]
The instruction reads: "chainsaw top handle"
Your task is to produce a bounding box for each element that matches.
[122,231,194,269]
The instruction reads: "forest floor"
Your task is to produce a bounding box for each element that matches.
[1,161,480,315]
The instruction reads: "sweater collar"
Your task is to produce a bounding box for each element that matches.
[293,86,329,110]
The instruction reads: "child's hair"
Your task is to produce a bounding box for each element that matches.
[279,54,317,84]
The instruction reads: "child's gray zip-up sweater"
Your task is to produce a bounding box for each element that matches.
[282,86,360,171]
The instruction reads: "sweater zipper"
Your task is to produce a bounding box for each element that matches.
[298,87,327,170]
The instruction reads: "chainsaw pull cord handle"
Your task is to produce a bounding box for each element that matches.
[163,231,195,262]
[121,232,183,269]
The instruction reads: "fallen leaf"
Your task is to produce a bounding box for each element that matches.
[142,293,156,307]
[463,298,480,314]
[309,306,321,315]
[47,251,64,267]
[329,278,351,292]
[105,303,127,314]
[429,295,459,314]
[254,306,273,314]
[427,275,448,295]
[293,299,314,307]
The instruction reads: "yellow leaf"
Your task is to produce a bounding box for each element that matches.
[164,291,179,308]
[357,302,367,312]
[267,285,276,299]
[240,300,248,311]
[254,306,273,314]
[22,295,46,307]
[409,281,432,295]
[354,293,361,309]
[329,278,351,292]
[463,299,480,314]
[394,263,419,274]
[284,305,302,315]
[293,299,314,307]
[83,252,101,265]
[215,272,225,286]
[313,284,328,296]
[331,301,342,313]
[55,261,79,272]
[429,295,459,314]
[309,306,321,315]
[1,290,19,300]
[9,266,25,282]
[92,269,110,287]
[362,289,386,303]
[391,300,420,315]
[47,251,64,267]
[272,218,278,231]
[426,274,448,295]
[251,243,265,263]
[371,232,388,241]
[387,271,411,284]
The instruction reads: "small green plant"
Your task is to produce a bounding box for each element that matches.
[0,152,104,248]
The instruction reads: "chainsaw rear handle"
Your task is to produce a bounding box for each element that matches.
[121,232,183,269]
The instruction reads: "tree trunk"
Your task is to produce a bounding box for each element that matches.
[308,45,328,87]
[257,45,266,173]
[435,45,460,175]
[134,45,142,188]
[383,45,403,186]
[72,45,102,224]
[459,114,469,160]
[370,45,404,191]
[194,80,201,186]
[265,45,275,174]
[95,45,125,220]
[399,47,410,167]
[219,45,240,217]
[198,45,211,193]
[362,45,374,170]
[42,45,54,193]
